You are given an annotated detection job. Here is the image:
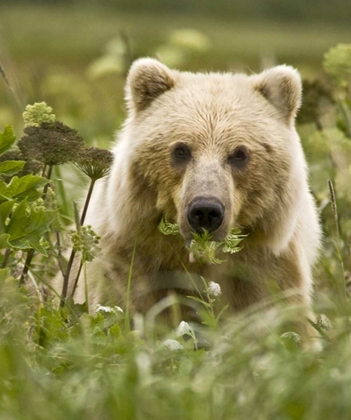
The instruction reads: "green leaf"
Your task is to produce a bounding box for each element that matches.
[0,233,11,249]
[5,199,56,255]
[187,295,212,308]
[0,267,11,281]
[158,218,180,235]
[73,201,81,231]
[0,125,16,154]
[0,200,15,234]
[109,323,121,337]
[0,174,48,202]
[0,161,25,177]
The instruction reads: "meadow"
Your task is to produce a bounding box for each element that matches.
[1,4,351,419]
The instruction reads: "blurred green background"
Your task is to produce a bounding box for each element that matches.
[1,0,351,145]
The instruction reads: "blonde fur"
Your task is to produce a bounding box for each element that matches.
[60,59,321,338]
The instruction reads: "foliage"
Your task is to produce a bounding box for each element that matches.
[324,44,351,87]
[158,218,245,264]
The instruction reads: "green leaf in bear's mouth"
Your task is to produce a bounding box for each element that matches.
[157,218,247,265]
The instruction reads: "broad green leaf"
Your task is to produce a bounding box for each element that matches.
[0,200,15,234]
[0,233,11,249]
[0,125,16,154]
[5,199,56,255]
[0,160,25,177]
[109,323,121,337]
[0,174,48,202]
[0,267,10,281]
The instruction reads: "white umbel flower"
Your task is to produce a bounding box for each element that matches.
[208,281,222,297]
[317,314,331,330]
[280,331,301,345]
[176,321,193,337]
[95,304,123,314]
[163,339,184,351]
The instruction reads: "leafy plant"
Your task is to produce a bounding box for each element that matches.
[158,217,246,264]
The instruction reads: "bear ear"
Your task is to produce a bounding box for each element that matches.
[126,58,176,113]
[253,65,302,125]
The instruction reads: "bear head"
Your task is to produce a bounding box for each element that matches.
[117,58,307,254]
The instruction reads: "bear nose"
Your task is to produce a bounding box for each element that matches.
[187,197,225,234]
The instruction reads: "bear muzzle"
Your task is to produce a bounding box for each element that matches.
[187,196,225,235]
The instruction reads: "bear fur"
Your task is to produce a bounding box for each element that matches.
[67,58,321,336]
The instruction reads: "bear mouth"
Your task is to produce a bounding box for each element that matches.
[158,217,246,265]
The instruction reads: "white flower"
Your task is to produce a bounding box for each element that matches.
[13,263,24,279]
[317,314,331,330]
[163,339,184,351]
[280,331,301,345]
[208,281,221,297]
[176,321,193,337]
[95,304,123,314]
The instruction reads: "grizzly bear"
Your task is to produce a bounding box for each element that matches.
[69,58,321,338]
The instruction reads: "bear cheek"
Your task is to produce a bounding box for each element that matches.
[155,181,183,222]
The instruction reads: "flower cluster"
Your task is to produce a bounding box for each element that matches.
[71,225,101,263]
[317,314,332,330]
[22,102,56,128]
[75,147,114,181]
[163,339,184,351]
[176,320,194,337]
[18,121,85,166]
[95,304,123,314]
[208,281,221,298]
[280,331,301,345]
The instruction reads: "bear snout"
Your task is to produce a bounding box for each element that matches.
[187,197,225,234]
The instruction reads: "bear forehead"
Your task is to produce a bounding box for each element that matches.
[140,72,282,132]
[135,75,287,150]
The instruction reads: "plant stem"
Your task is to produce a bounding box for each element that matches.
[60,178,96,306]
[41,164,47,178]
[80,179,95,225]
[2,249,11,268]
[70,260,83,298]
[60,249,76,307]
[19,165,53,285]
[42,165,53,199]
[19,249,34,285]
[124,243,137,333]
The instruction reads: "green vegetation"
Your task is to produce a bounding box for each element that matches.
[1,4,351,419]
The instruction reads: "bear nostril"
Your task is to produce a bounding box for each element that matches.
[188,198,225,234]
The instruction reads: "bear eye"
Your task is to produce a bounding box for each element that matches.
[172,142,191,162]
[228,146,249,167]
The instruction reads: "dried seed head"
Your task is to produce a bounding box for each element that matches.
[75,147,114,180]
[297,79,332,125]
[18,121,85,166]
